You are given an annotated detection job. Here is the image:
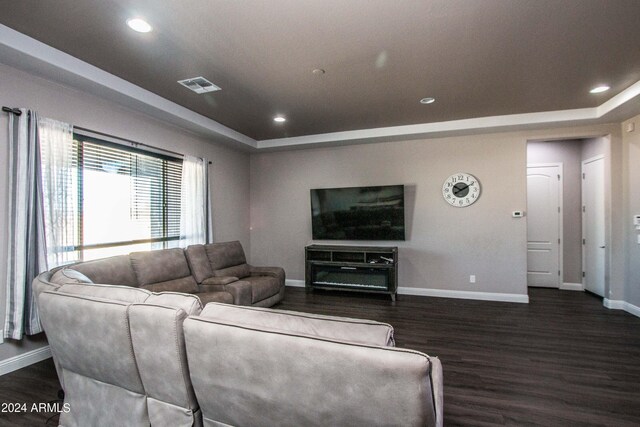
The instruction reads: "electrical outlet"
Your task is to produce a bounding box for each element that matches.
[469,275,476,283]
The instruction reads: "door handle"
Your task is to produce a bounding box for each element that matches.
[599,246,605,249]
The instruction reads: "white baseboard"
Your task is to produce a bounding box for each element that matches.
[603,299,640,318]
[0,345,52,376]
[287,280,528,303]
[286,279,305,288]
[398,287,529,303]
[560,282,584,291]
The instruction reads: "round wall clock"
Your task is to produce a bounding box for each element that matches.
[442,173,481,207]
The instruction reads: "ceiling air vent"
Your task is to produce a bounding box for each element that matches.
[177,76,221,94]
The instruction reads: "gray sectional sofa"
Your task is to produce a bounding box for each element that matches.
[36,241,285,307]
[33,241,444,427]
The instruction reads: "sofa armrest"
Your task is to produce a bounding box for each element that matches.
[199,280,252,306]
[224,281,252,306]
[429,356,444,427]
[249,266,285,282]
[201,276,238,286]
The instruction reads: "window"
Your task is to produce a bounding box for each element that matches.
[47,134,183,261]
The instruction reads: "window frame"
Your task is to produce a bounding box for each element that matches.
[71,133,183,261]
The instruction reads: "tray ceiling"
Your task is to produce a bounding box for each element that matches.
[1,0,640,146]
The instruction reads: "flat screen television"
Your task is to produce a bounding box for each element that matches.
[310,185,405,240]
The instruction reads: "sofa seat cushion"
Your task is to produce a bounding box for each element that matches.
[72,255,138,287]
[200,303,395,346]
[131,249,196,291]
[197,291,234,305]
[201,276,238,286]
[50,268,94,285]
[140,276,199,294]
[250,266,285,282]
[243,275,282,304]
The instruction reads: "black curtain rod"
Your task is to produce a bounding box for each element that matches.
[3,110,211,165]
[2,106,22,116]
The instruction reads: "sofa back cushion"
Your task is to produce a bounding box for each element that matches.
[130,248,198,293]
[57,283,151,303]
[183,317,437,427]
[72,255,138,287]
[146,292,202,315]
[200,303,394,347]
[184,245,214,284]
[129,304,200,426]
[204,241,247,271]
[38,291,148,426]
[56,284,202,313]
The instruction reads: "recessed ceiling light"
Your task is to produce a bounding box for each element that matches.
[420,97,436,104]
[127,18,152,33]
[274,116,286,123]
[589,85,610,94]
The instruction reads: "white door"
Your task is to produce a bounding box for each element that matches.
[527,164,562,287]
[582,156,605,297]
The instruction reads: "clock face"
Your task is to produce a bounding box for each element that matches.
[442,173,481,207]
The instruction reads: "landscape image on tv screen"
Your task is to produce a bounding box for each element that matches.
[310,185,405,240]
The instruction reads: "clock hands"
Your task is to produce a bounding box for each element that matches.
[452,183,469,197]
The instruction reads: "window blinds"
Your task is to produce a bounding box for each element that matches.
[65,135,183,260]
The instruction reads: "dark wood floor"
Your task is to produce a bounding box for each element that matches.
[1,287,639,426]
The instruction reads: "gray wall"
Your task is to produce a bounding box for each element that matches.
[622,115,640,308]
[582,136,607,161]
[251,133,530,296]
[250,123,625,303]
[0,63,251,362]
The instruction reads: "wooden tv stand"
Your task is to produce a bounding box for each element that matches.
[305,244,398,301]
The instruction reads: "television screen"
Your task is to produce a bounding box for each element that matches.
[310,185,405,240]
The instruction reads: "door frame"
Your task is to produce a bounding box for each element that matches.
[581,155,605,295]
[526,162,564,288]
[526,134,613,306]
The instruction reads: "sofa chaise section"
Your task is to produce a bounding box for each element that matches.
[185,241,285,307]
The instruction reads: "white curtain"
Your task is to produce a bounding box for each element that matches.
[180,155,210,246]
[4,111,74,338]
[39,117,78,268]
